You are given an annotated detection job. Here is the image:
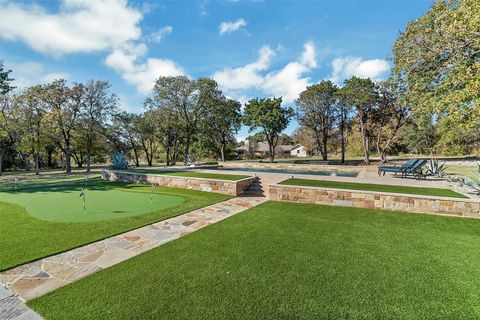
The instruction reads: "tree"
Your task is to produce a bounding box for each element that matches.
[333,93,352,164]
[372,81,410,162]
[204,98,241,162]
[243,97,294,162]
[0,62,15,95]
[41,80,82,174]
[0,94,17,175]
[295,81,338,160]
[143,101,183,166]
[0,62,16,174]
[391,0,480,135]
[134,111,158,167]
[113,112,142,167]
[80,80,118,173]
[152,76,210,163]
[338,77,377,164]
[15,86,46,175]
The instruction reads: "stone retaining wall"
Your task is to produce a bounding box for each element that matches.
[269,184,480,219]
[102,170,256,196]
[222,161,361,173]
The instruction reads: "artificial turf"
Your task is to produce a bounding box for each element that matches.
[125,168,250,181]
[0,178,229,270]
[0,178,185,222]
[28,201,480,319]
[280,178,467,198]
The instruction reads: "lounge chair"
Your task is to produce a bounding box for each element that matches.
[401,159,427,179]
[378,159,418,176]
[378,159,427,179]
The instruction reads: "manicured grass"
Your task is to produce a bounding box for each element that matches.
[0,178,229,270]
[445,165,479,182]
[280,178,467,198]
[0,178,185,222]
[29,201,480,319]
[126,168,250,181]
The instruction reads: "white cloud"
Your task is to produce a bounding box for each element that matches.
[262,41,317,103]
[148,26,173,43]
[7,61,70,88]
[0,0,142,55]
[214,41,318,104]
[219,18,247,35]
[0,1,185,95]
[329,57,390,84]
[213,46,274,91]
[106,43,184,95]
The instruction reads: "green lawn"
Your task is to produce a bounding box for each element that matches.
[0,177,229,270]
[445,165,479,182]
[125,168,250,181]
[29,201,480,319]
[280,178,467,198]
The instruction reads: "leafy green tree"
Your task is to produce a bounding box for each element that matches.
[15,86,47,175]
[143,97,183,166]
[203,98,241,162]
[0,62,15,95]
[296,80,338,160]
[134,111,159,167]
[333,93,353,164]
[372,81,410,161]
[338,77,378,164]
[243,97,294,162]
[152,76,212,163]
[79,80,118,173]
[0,94,18,175]
[0,62,16,174]
[113,112,142,167]
[398,113,438,154]
[40,80,82,174]
[392,0,480,135]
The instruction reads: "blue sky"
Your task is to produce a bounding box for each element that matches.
[0,0,432,139]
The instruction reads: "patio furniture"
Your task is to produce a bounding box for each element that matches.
[378,159,419,176]
[378,159,427,179]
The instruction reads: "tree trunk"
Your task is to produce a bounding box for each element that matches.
[268,141,275,162]
[65,138,72,174]
[165,143,171,166]
[322,130,328,161]
[340,119,346,164]
[184,135,191,164]
[359,115,370,165]
[86,136,93,173]
[0,150,3,176]
[220,143,226,162]
[34,153,40,175]
[131,141,140,167]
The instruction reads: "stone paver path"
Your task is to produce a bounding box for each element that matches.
[0,195,267,307]
[0,286,42,320]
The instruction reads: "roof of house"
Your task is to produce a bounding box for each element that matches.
[235,145,248,151]
[291,144,305,150]
[235,141,299,153]
[255,142,294,152]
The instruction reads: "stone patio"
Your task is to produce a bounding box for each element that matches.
[0,195,267,305]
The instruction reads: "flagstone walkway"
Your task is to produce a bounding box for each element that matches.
[0,195,267,319]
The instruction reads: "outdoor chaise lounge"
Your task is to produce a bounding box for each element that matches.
[378,159,427,179]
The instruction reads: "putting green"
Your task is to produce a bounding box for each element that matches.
[0,178,185,222]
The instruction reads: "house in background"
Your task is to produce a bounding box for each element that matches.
[235,140,306,159]
[290,144,307,158]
